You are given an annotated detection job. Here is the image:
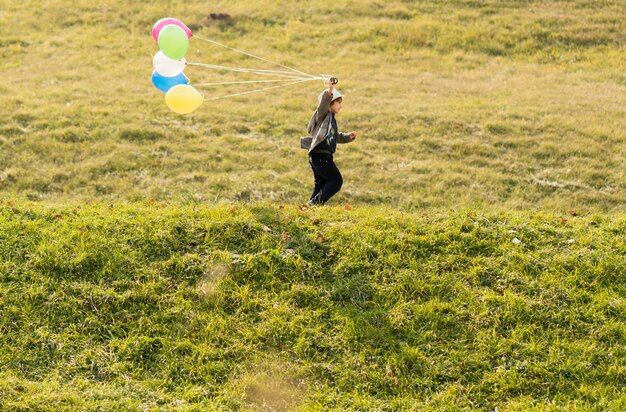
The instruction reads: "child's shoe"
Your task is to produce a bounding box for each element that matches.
[306,194,322,207]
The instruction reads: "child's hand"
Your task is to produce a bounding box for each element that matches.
[325,77,338,94]
[348,132,357,141]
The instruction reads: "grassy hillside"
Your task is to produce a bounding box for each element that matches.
[0,0,624,210]
[1,1,625,410]
[0,202,624,410]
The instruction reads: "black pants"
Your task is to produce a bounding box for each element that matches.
[309,153,343,204]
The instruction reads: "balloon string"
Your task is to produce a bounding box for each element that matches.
[193,79,310,87]
[216,66,301,75]
[188,61,302,75]
[191,34,316,78]
[186,62,320,80]
[203,78,316,101]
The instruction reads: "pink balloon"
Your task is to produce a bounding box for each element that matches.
[152,18,192,42]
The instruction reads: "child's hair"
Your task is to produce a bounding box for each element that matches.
[331,97,343,104]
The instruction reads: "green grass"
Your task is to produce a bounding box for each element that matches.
[0,202,624,410]
[0,0,625,409]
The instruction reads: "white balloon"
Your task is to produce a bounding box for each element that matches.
[152,51,186,77]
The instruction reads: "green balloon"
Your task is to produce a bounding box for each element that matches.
[158,24,189,60]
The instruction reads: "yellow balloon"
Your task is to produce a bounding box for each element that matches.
[165,85,203,114]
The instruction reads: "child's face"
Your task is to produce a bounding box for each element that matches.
[330,98,343,114]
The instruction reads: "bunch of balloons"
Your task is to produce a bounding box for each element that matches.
[151,18,203,114]
[151,17,331,115]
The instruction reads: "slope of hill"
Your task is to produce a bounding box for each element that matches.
[0,202,624,410]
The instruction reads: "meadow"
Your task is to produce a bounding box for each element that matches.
[1,0,624,209]
[0,0,625,410]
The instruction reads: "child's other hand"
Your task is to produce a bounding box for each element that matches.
[348,132,357,141]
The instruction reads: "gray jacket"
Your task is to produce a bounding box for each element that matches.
[300,91,352,152]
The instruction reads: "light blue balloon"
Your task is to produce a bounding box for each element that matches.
[151,70,189,93]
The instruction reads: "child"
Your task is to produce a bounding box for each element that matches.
[301,78,357,206]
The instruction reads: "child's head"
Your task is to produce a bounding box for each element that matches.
[330,97,343,114]
[319,88,344,114]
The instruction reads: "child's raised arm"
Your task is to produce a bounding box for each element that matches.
[312,79,334,123]
[325,78,334,96]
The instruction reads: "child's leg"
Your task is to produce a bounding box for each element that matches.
[309,156,326,201]
[309,154,343,204]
